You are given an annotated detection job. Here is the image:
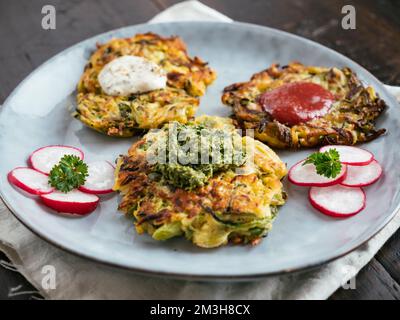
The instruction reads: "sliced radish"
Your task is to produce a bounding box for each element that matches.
[319,145,373,166]
[40,190,99,215]
[309,185,366,217]
[79,161,115,194]
[288,160,347,187]
[341,160,383,187]
[8,167,53,195]
[29,145,84,175]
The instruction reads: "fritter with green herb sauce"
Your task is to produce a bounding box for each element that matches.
[113,116,287,248]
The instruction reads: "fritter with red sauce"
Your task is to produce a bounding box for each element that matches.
[222,62,387,148]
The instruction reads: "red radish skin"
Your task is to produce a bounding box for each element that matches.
[319,145,373,166]
[341,160,383,187]
[40,190,99,215]
[309,185,366,218]
[288,159,347,187]
[79,161,115,195]
[8,167,53,195]
[29,145,84,175]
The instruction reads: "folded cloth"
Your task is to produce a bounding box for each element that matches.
[0,0,399,300]
[149,0,233,23]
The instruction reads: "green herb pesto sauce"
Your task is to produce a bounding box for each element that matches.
[149,122,247,190]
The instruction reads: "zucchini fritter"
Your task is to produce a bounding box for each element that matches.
[75,33,216,136]
[113,116,287,248]
[222,62,387,148]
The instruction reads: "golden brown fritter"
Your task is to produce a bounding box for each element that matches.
[74,32,216,136]
[113,116,287,248]
[222,62,387,149]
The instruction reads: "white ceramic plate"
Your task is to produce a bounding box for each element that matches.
[1,22,399,280]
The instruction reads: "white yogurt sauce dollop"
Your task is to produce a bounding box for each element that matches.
[98,55,167,96]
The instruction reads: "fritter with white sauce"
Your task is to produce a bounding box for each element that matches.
[74,33,216,137]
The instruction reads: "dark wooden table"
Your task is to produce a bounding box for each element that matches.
[1,0,399,300]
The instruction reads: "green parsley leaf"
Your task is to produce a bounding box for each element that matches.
[48,155,89,192]
[303,149,342,178]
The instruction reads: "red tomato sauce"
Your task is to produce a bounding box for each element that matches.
[257,82,335,126]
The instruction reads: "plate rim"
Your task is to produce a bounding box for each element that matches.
[1,21,399,281]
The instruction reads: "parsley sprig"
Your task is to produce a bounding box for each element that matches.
[303,149,342,178]
[49,155,88,192]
